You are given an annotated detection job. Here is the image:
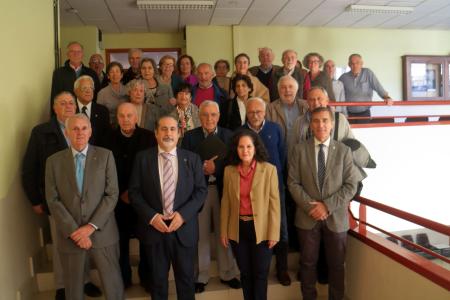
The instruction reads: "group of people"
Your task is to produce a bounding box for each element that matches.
[22,41,381,300]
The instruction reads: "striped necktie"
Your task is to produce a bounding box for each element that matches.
[161,152,175,216]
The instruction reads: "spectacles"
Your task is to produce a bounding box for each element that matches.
[247,110,264,115]
[80,87,94,92]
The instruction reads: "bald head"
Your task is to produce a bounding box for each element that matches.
[197,63,214,88]
[117,102,138,134]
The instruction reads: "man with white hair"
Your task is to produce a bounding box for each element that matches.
[272,49,305,101]
[266,75,308,143]
[74,75,111,146]
[249,47,280,101]
[181,100,241,293]
[45,114,124,300]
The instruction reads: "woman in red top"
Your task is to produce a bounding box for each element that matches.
[221,129,281,300]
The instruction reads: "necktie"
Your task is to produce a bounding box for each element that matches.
[75,153,85,194]
[81,106,88,117]
[161,153,175,216]
[318,144,326,191]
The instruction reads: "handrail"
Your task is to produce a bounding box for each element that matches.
[331,100,450,106]
[348,196,450,291]
[354,196,450,237]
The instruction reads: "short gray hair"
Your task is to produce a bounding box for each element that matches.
[53,91,75,106]
[74,75,94,90]
[282,49,297,60]
[308,86,329,99]
[127,79,145,91]
[128,48,142,58]
[117,102,138,117]
[64,113,91,129]
[66,41,83,50]
[199,100,219,113]
[246,97,266,110]
[277,75,299,92]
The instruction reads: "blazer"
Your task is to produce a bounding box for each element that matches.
[181,126,233,198]
[45,146,119,253]
[22,117,69,211]
[266,98,308,142]
[76,102,111,147]
[128,147,207,247]
[287,139,358,233]
[219,96,245,131]
[220,162,280,244]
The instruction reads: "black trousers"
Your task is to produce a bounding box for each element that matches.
[297,222,347,300]
[230,220,273,300]
[348,109,371,124]
[142,233,196,300]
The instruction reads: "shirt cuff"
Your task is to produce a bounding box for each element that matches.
[88,223,98,230]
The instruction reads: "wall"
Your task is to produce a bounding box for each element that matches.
[186,25,450,100]
[0,0,54,299]
[60,26,99,66]
[346,236,449,300]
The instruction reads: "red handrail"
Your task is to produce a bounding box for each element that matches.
[331,100,450,106]
[354,196,450,236]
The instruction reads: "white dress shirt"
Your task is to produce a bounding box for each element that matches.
[77,99,92,119]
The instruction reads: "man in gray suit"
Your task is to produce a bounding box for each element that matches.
[45,114,124,300]
[288,106,358,300]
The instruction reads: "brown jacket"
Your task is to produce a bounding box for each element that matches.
[220,162,280,244]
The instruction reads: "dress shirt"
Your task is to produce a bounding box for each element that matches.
[238,159,257,216]
[236,97,246,126]
[70,145,98,230]
[282,102,299,135]
[314,137,330,174]
[157,146,178,204]
[77,99,92,118]
[247,120,266,134]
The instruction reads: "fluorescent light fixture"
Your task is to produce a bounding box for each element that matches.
[346,4,414,15]
[137,0,214,10]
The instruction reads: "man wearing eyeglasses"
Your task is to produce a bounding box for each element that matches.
[243,97,291,286]
[74,75,110,146]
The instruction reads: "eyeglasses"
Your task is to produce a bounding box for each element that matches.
[80,87,94,92]
[247,110,264,116]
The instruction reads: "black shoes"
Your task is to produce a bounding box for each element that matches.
[277,271,292,286]
[195,282,207,293]
[220,278,241,289]
[54,288,65,300]
[84,282,102,297]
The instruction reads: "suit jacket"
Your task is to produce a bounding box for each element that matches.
[287,139,358,233]
[266,98,308,142]
[218,96,245,131]
[22,117,69,212]
[128,147,207,247]
[45,146,119,253]
[76,102,111,146]
[220,162,280,244]
[181,126,233,198]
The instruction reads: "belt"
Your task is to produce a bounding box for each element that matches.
[239,215,254,221]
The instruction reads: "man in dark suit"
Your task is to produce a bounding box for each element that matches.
[104,103,157,290]
[243,97,290,286]
[45,114,124,300]
[50,41,101,108]
[181,100,240,293]
[129,115,207,300]
[22,92,102,300]
[288,106,358,300]
[73,75,111,146]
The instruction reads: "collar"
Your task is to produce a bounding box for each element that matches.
[259,65,273,73]
[314,136,331,148]
[158,146,177,157]
[198,83,213,89]
[71,145,89,157]
[70,63,82,72]
[247,120,265,133]
[77,99,92,111]
[238,159,257,175]
[203,127,218,137]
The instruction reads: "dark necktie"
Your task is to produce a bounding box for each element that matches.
[318,144,326,191]
[81,106,88,117]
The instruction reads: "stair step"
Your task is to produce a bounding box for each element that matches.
[34,273,329,300]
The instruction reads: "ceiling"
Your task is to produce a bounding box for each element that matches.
[60,0,450,33]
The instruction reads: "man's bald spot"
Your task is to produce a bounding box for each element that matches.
[117,102,138,117]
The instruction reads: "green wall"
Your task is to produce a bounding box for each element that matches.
[0,0,54,299]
